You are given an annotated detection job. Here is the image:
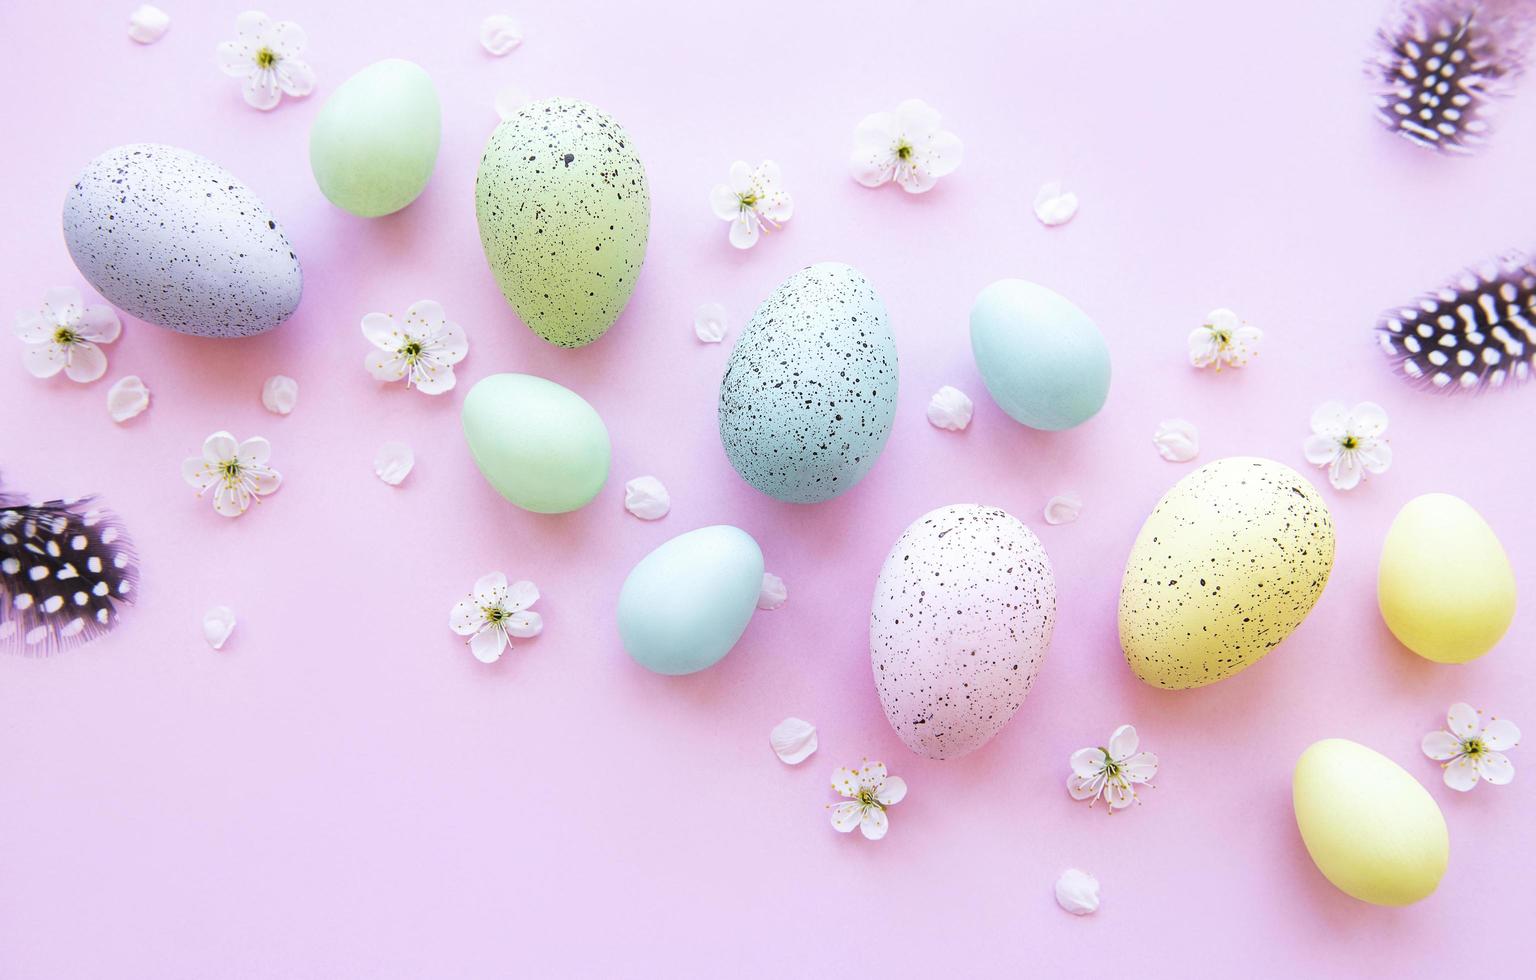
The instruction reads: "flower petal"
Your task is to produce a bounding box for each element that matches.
[1447,702,1481,738]
[829,800,862,833]
[1357,440,1392,474]
[1481,718,1521,751]
[1443,756,1480,791]
[830,766,860,799]
[727,160,752,194]
[859,806,889,840]
[850,149,896,188]
[432,321,470,365]
[1121,751,1158,783]
[365,349,407,382]
[449,600,481,635]
[1421,730,1462,761]
[1329,450,1364,491]
[14,310,51,343]
[893,98,942,141]
[267,19,307,58]
[216,39,255,76]
[473,572,508,606]
[41,287,83,326]
[875,776,907,806]
[62,341,107,382]
[248,466,281,496]
[1105,780,1136,809]
[503,610,542,639]
[922,129,963,179]
[406,299,447,333]
[274,57,314,97]
[243,68,282,111]
[708,184,740,222]
[504,580,540,612]
[1107,724,1140,761]
[756,190,793,223]
[851,110,900,148]
[1067,773,1102,800]
[858,761,888,791]
[1302,434,1339,466]
[728,215,759,249]
[411,364,457,395]
[1069,747,1105,779]
[361,312,400,348]
[238,436,271,466]
[1476,751,1514,785]
[77,306,120,343]
[22,343,67,378]
[182,456,213,490]
[1309,401,1349,438]
[202,431,238,463]
[469,627,506,664]
[1349,401,1389,438]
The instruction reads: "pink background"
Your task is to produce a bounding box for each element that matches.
[2,1,1532,976]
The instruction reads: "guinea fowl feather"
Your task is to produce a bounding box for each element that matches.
[0,481,139,656]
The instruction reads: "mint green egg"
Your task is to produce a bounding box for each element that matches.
[475,98,650,348]
[618,526,764,675]
[461,373,610,514]
[970,279,1111,431]
[309,59,441,217]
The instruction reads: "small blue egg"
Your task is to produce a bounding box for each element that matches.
[618,526,763,675]
[969,279,1110,430]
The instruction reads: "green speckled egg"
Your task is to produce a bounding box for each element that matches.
[475,98,650,348]
[461,373,610,514]
[1119,457,1335,689]
[309,59,441,217]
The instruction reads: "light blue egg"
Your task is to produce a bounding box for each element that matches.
[969,279,1111,430]
[718,262,898,503]
[618,526,763,675]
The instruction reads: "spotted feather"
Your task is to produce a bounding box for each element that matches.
[1377,251,1536,391]
[1368,0,1531,154]
[0,486,138,656]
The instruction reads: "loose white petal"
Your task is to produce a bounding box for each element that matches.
[479,14,523,55]
[128,4,170,43]
[1033,181,1079,226]
[926,385,973,431]
[495,86,531,120]
[694,302,728,343]
[374,441,414,486]
[203,606,236,650]
[623,476,670,520]
[758,572,787,611]
[106,375,150,422]
[1153,418,1199,462]
[770,717,818,765]
[1054,869,1100,915]
[1043,492,1082,526]
[261,375,298,415]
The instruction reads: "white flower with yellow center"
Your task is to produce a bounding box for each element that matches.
[827,760,906,840]
[216,11,315,111]
[362,300,469,395]
[1188,308,1261,370]
[449,572,542,664]
[15,287,120,383]
[1302,400,1392,491]
[709,161,793,250]
[1068,724,1158,811]
[1423,702,1519,792]
[181,431,282,518]
[849,99,963,194]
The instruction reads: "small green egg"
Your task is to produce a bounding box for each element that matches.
[461,373,610,514]
[309,59,441,218]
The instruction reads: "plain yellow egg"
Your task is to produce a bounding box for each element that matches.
[1378,493,1516,663]
[1293,739,1448,906]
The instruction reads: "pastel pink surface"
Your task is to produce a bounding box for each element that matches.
[1,1,1532,976]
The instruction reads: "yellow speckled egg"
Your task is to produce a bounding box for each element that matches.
[1293,739,1448,906]
[1119,457,1335,689]
[1378,493,1516,664]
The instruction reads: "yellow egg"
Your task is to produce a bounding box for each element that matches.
[1378,493,1516,663]
[1118,457,1335,689]
[1292,739,1448,906]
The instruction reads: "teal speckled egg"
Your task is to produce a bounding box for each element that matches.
[618,526,764,675]
[309,59,441,217]
[461,373,610,514]
[718,262,898,503]
[475,98,650,348]
[970,279,1111,430]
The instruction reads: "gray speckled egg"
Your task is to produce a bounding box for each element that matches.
[718,262,898,504]
[871,505,1056,760]
[475,98,650,348]
[62,144,302,338]
[1119,456,1336,690]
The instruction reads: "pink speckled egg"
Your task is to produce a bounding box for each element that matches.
[870,504,1056,760]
